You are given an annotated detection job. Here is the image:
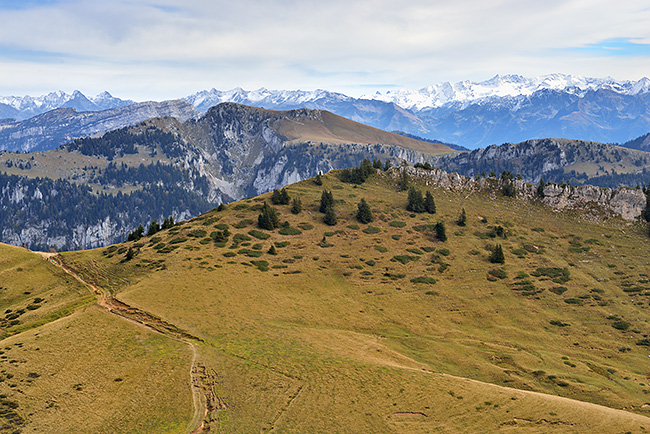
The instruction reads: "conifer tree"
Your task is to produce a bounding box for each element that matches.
[406,187,425,213]
[147,219,160,236]
[291,197,302,215]
[320,190,334,213]
[356,198,373,224]
[125,247,135,261]
[434,221,447,242]
[323,205,337,226]
[537,178,546,198]
[258,203,280,230]
[424,191,436,214]
[314,172,323,186]
[489,244,505,264]
[398,169,410,191]
[272,187,291,205]
[161,216,175,229]
[457,208,467,227]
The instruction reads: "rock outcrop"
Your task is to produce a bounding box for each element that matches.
[403,166,647,222]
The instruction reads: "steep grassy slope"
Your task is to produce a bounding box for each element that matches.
[270,108,452,154]
[16,168,643,432]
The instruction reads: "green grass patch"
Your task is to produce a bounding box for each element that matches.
[248,230,271,240]
[279,227,302,235]
[411,277,437,284]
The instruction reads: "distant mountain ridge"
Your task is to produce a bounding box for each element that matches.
[362,73,650,110]
[5,74,650,150]
[0,90,134,121]
[0,100,199,152]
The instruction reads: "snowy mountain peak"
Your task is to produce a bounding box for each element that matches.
[361,74,650,110]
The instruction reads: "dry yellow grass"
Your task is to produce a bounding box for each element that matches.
[4,168,650,432]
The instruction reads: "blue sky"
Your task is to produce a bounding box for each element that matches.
[0,0,649,100]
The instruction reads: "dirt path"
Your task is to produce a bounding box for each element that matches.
[35,252,209,434]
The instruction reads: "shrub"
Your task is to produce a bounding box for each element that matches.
[391,255,419,264]
[248,230,271,240]
[488,268,507,279]
[279,227,302,235]
[411,276,437,284]
[612,320,630,331]
[636,338,650,347]
[363,226,381,234]
[389,221,406,228]
[564,298,583,305]
[550,320,570,327]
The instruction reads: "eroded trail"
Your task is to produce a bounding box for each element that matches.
[37,252,211,434]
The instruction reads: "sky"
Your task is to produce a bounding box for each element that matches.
[1,0,650,100]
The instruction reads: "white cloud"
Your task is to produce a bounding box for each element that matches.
[1,0,650,99]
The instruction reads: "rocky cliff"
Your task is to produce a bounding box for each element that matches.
[403,166,647,222]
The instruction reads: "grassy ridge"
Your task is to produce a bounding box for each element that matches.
[62,169,650,431]
[3,167,650,432]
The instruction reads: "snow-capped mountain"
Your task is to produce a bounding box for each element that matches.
[183,75,650,148]
[184,87,353,113]
[362,74,650,111]
[0,90,134,120]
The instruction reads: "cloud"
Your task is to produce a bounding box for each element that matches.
[1,0,650,99]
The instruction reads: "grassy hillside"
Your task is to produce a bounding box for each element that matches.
[272,109,452,155]
[3,167,650,432]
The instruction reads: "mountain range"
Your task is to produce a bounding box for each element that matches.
[4,74,650,150]
[0,103,450,250]
[2,101,650,251]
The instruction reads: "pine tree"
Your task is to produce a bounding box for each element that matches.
[291,197,302,215]
[320,190,334,213]
[398,169,410,191]
[125,247,135,261]
[424,191,436,214]
[147,219,160,236]
[457,208,467,226]
[356,198,373,224]
[434,221,447,242]
[161,216,175,229]
[323,205,337,226]
[258,203,280,230]
[489,244,505,264]
[537,178,546,198]
[383,160,392,171]
[127,224,144,241]
[272,187,290,205]
[267,245,277,255]
[406,187,425,213]
[314,172,323,186]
